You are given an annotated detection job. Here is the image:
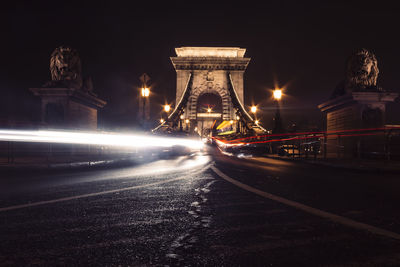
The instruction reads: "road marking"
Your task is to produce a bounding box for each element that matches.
[211,165,400,241]
[0,164,212,213]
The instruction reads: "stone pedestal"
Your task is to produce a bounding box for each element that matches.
[318,92,398,158]
[30,87,106,130]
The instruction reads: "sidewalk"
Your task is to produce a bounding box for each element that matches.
[261,154,400,173]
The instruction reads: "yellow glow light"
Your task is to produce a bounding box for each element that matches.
[255,120,259,125]
[160,118,165,123]
[175,47,246,58]
[180,115,184,120]
[141,87,150,97]
[273,89,282,100]
[207,108,212,113]
[185,119,189,124]
[251,106,257,113]
[164,105,171,112]
[229,120,233,124]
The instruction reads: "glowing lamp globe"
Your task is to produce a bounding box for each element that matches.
[273,89,282,100]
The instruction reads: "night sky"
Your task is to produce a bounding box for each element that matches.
[2,1,400,130]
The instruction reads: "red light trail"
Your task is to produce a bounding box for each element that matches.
[212,126,398,147]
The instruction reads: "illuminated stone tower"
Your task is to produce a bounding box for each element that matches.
[170,47,251,135]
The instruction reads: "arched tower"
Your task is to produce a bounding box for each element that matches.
[170,47,251,134]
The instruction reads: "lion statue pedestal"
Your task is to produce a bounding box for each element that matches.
[318,49,398,158]
[30,46,106,130]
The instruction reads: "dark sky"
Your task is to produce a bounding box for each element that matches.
[1,1,400,129]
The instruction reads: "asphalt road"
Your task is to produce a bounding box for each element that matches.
[1,146,400,266]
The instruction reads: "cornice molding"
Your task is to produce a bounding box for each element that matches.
[170,57,250,70]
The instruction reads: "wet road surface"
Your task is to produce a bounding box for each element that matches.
[1,147,400,266]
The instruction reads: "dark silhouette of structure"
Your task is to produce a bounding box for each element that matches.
[30,46,106,130]
[319,48,398,158]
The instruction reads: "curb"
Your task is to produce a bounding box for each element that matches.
[0,157,138,172]
[260,154,400,173]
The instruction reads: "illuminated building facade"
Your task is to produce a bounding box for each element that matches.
[170,47,251,136]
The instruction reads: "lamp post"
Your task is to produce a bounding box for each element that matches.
[251,105,257,115]
[139,73,150,127]
[236,115,241,133]
[251,106,258,131]
[272,89,283,134]
[185,119,189,131]
[141,87,150,120]
[179,114,184,131]
[162,104,171,125]
[229,120,234,131]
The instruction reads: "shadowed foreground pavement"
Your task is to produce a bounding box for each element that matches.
[1,147,400,266]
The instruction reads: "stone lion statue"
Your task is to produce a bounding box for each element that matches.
[48,46,82,88]
[346,48,379,90]
[331,48,382,98]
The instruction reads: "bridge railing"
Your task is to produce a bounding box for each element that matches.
[0,141,142,165]
[213,126,400,160]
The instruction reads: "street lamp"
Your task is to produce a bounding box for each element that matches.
[185,119,189,131]
[179,114,184,131]
[141,87,150,97]
[229,120,234,131]
[251,106,258,129]
[272,88,283,134]
[273,89,282,101]
[161,104,171,125]
[140,87,150,123]
[139,73,151,128]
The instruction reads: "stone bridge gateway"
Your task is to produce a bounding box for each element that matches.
[155,47,264,136]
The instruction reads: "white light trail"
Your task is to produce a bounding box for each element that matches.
[0,129,204,150]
